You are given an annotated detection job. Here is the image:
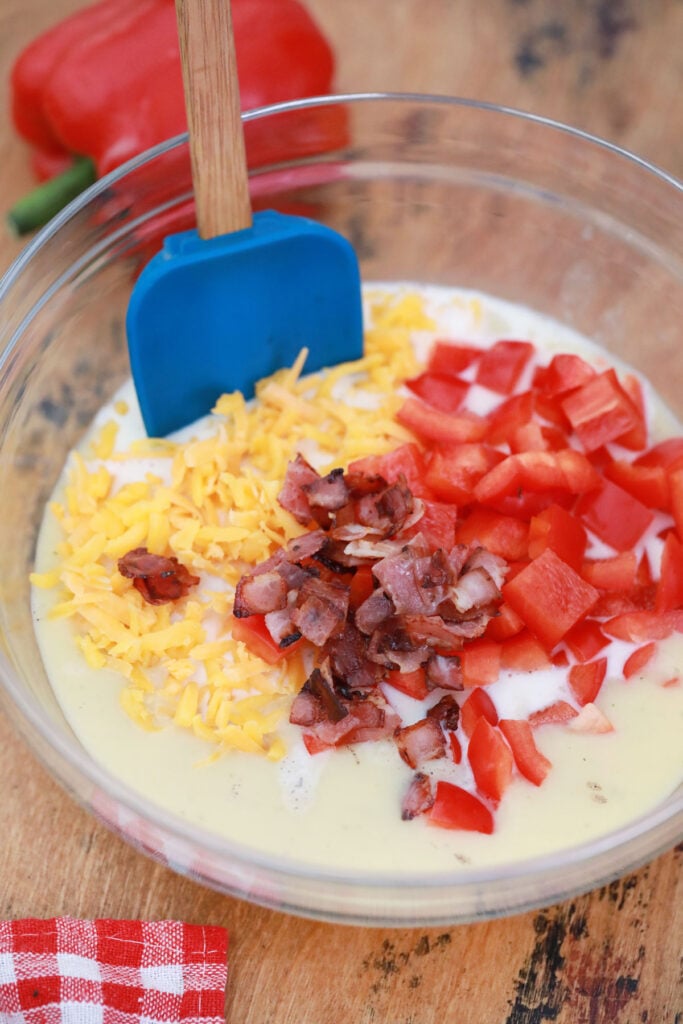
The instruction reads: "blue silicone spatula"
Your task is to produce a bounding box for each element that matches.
[126,0,363,438]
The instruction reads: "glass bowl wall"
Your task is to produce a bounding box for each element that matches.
[0,94,681,925]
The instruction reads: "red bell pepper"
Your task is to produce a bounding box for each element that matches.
[467,717,513,803]
[429,781,494,834]
[502,548,599,651]
[498,718,551,786]
[9,0,338,233]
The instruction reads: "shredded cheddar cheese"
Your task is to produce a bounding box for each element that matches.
[30,291,443,760]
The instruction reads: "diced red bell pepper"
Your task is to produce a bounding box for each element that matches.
[455,507,529,561]
[568,657,608,706]
[460,686,498,737]
[429,781,494,834]
[574,479,655,552]
[590,585,657,618]
[459,640,502,688]
[500,630,550,671]
[385,667,430,701]
[485,602,525,641]
[448,731,463,764]
[602,609,683,642]
[563,619,609,662]
[485,391,534,446]
[348,443,430,499]
[405,372,469,413]
[231,613,303,664]
[474,450,600,506]
[498,719,551,786]
[623,642,657,680]
[467,718,514,803]
[668,467,683,542]
[568,702,614,734]
[397,398,488,445]
[428,341,482,376]
[425,444,504,505]
[603,460,669,511]
[509,421,569,453]
[655,532,683,612]
[527,504,587,570]
[635,437,683,469]
[502,548,599,651]
[561,369,645,452]
[618,374,648,450]
[476,340,535,394]
[580,552,638,593]
[528,701,579,727]
[538,353,597,396]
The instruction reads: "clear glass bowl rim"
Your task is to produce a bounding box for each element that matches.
[0,91,681,921]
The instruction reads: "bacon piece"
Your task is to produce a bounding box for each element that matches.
[450,566,501,614]
[303,467,349,510]
[366,618,426,673]
[264,606,300,646]
[355,589,393,635]
[427,694,461,731]
[233,570,287,617]
[278,453,320,524]
[289,687,324,727]
[291,576,350,646]
[465,546,508,589]
[118,547,199,605]
[401,772,435,821]
[324,623,380,692]
[344,471,388,497]
[303,694,399,748]
[426,654,463,691]
[394,717,446,769]
[307,662,348,723]
[372,546,450,617]
[356,477,414,538]
[286,529,328,562]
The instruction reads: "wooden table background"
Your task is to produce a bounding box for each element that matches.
[0,1,681,1021]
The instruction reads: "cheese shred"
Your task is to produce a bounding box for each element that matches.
[31,291,439,760]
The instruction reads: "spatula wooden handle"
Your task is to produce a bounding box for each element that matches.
[175,0,252,239]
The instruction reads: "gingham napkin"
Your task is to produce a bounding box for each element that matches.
[0,918,228,1024]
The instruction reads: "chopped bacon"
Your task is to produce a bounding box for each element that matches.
[278,453,320,524]
[306,662,348,723]
[373,546,450,616]
[286,529,328,561]
[394,717,447,769]
[425,654,463,691]
[450,566,501,614]
[401,772,435,820]
[235,458,509,772]
[289,687,325,727]
[355,589,393,635]
[427,694,461,731]
[118,547,199,605]
[324,623,380,691]
[291,576,350,646]
[233,570,287,617]
[356,477,414,537]
[303,467,349,510]
[264,606,300,646]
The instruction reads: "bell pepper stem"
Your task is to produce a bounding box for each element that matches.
[7,156,97,236]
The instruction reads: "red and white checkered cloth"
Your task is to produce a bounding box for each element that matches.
[0,918,228,1024]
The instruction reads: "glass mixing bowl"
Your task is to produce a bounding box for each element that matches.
[0,94,681,926]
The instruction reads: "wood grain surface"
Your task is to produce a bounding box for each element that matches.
[0,1,681,1022]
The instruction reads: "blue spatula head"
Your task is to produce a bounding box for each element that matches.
[126,209,363,437]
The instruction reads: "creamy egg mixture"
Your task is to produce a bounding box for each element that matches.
[31,285,683,874]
